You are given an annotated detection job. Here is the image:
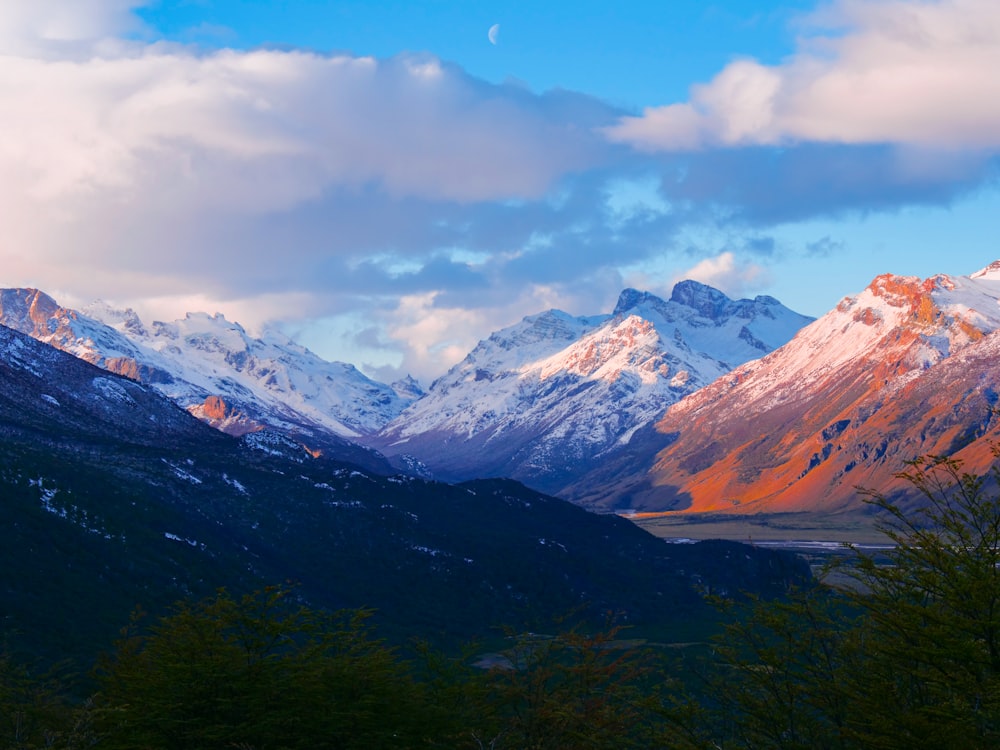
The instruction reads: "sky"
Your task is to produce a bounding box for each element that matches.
[2,0,999,384]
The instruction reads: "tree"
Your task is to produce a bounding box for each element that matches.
[696,455,1000,749]
[465,628,659,750]
[0,647,88,750]
[840,455,1000,747]
[93,587,443,749]
[697,588,854,750]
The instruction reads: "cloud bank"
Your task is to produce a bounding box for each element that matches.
[1,0,999,382]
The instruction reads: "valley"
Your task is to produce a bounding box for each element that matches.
[4,3,998,743]
[5,260,1000,664]
[0,321,809,668]
[7,261,1000,544]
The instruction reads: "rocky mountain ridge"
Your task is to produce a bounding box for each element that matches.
[0,283,812,500]
[576,262,1000,514]
[0,288,417,468]
[13,262,1000,520]
[372,281,812,496]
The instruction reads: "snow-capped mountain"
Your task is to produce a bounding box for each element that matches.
[372,282,813,495]
[0,288,419,449]
[582,263,1000,514]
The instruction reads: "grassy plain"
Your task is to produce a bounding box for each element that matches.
[628,511,889,546]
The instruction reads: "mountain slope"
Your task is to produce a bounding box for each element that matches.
[0,323,808,665]
[0,288,416,464]
[579,263,1000,514]
[374,282,812,496]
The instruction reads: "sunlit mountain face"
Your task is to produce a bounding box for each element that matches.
[0,287,418,472]
[576,262,1000,515]
[371,282,812,497]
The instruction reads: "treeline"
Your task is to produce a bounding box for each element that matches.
[4,456,1000,749]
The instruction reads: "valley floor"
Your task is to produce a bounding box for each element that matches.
[629,511,890,546]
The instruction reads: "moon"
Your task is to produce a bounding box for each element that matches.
[488,23,500,45]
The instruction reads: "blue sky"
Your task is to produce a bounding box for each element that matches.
[2,0,999,382]
[135,1,816,106]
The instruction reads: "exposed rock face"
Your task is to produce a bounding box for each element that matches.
[189,395,263,436]
[0,289,172,383]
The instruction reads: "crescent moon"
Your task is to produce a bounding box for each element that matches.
[488,23,500,45]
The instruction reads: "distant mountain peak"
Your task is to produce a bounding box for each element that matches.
[971,260,1000,280]
[613,288,658,315]
[0,288,419,446]
[391,375,425,401]
[0,288,73,335]
[82,300,148,337]
[374,283,812,497]
[668,279,732,318]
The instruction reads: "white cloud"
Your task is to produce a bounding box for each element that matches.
[382,292,484,380]
[0,0,146,57]
[606,0,1000,151]
[5,0,999,383]
[0,49,606,208]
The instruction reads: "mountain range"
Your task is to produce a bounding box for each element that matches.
[373,282,811,495]
[575,262,1000,515]
[0,320,805,665]
[5,262,1000,522]
[0,282,812,500]
[0,288,417,472]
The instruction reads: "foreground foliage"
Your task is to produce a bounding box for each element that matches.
[93,588,445,749]
[696,455,1000,749]
[6,455,1000,748]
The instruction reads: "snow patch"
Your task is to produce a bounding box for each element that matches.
[92,377,135,405]
[162,459,202,484]
[222,473,249,495]
[164,532,205,550]
[411,545,445,557]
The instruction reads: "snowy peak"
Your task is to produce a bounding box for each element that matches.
[374,283,812,496]
[391,375,426,402]
[0,289,151,378]
[481,308,599,357]
[858,268,1000,332]
[82,300,149,337]
[536,315,663,384]
[668,280,733,319]
[604,263,1000,515]
[0,288,417,445]
[862,272,955,327]
[970,259,1000,281]
[730,266,1000,404]
[1,288,80,339]
[827,269,1000,364]
[613,288,663,316]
